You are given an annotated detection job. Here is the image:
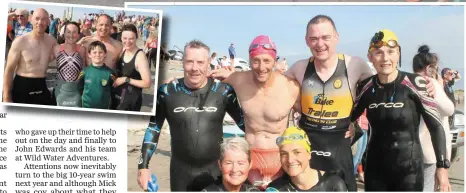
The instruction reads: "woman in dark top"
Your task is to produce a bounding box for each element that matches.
[113,24,151,111]
[203,137,260,192]
[266,127,347,192]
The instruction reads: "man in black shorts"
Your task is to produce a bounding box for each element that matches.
[137,40,244,191]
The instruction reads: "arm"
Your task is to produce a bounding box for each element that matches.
[2,37,23,102]
[78,46,88,67]
[432,79,454,116]
[350,81,371,123]
[138,85,167,169]
[131,51,152,89]
[224,84,245,132]
[78,70,85,93]
[355,56,375,82]
[412,76,447,162]
[284,61,298,81]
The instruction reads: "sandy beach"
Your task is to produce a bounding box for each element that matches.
[126,60,464,192]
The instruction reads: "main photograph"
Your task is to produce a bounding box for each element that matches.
[126,3,465,192]
[1,1,163,115]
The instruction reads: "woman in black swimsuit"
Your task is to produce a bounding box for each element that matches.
[266,127,347,192]
[113,24,151,111]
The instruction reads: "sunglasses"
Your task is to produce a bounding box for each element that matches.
[18,15,25,18]
[276,133,307,146]
[369,31,399,50]
[249,43,276,53]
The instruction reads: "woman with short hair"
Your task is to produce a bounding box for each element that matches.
[203,137,260,192]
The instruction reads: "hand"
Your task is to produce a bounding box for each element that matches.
[113,77,126,87]
[137,169,151,191]
[164,77,176,84]
[424,76,436,98]
[435,168,451,192]
[345,123,356,139]
[209,67,234,81]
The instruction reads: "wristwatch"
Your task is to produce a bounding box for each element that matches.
[125,77,131,84]
[436,159,451,169]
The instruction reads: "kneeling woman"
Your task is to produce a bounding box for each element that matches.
[203,137,260,192]
[266,127,347,192]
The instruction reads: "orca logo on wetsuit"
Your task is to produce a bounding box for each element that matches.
[311,150,332,157]
[173,107,218,113]
[368,102,404,109]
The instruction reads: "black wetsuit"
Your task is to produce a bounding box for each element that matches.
[265,171,348,192]
[114,49,144,111]
[138,78,244,191]
[299,54,356,191]
[351,71,447,191]
[203,177,260,192]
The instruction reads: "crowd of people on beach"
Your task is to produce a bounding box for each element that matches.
[3,7,161,112]
[137,14,461,192]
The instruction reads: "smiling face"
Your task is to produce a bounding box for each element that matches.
[89,46,107,64]
[121,30,137,49]
[96,15,111,38]
[31,9,49,35]
[64,24,80,44]
[368,45,400,76]
[183,46,210,88]
[219,149,252,186]
[250,54,276,83]
[279,143,311,177]
[305,21,339,62]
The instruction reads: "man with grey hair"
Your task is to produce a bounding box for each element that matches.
[9,9,33,40]
[203,137,260,192]
[137,40,245,192]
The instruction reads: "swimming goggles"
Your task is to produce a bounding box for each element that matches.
[369,31,399,50]
[249,43,276,52]
[276,133,306,146]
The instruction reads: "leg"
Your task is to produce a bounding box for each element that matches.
[364,165,388,191]
[353,130,367,174]
[170,158,192,191]
[423,164,436,191]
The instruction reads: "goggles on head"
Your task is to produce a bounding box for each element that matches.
[249,43,276,53]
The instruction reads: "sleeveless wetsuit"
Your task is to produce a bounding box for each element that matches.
[114,49,143,111]
[299,54,356,191]
[54,44,85,107]
[351,71,448,191]
[139,78,245,191]
[266,170,348,192]
[203,177,260,192]
[79,64,115,109]
[56,44,85,82]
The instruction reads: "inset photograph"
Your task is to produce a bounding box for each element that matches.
[1,0,163,115]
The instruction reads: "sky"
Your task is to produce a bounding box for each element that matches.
[9,2,159,22]
[128,5,465,90]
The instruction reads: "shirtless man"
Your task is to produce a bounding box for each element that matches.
[3,8,57,105]
[210,35,300,189]
[78,14,123,70]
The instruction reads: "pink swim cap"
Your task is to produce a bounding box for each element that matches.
[249,35,277,59]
